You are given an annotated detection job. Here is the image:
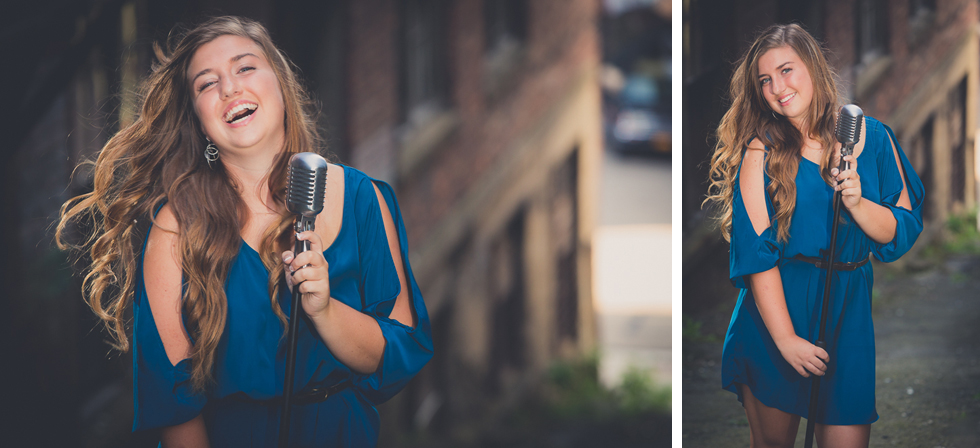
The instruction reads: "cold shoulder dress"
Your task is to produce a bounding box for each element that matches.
[132,166,433,447]
[721,117,924,424]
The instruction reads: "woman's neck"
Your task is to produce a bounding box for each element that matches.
[221,149,281,217]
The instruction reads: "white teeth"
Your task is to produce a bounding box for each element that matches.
[224,103,258,123]
[779,93,795,105]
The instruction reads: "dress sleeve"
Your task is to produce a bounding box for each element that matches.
[729,149,784,289]
[868,120,925,262]
[131,285,206,431]
[349,175,434,405]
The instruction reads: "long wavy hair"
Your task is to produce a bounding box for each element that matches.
[705,23,843,242]
[56,16,322,391]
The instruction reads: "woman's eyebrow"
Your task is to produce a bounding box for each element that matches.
[231,52,257,62]
[190,53,259,83]
[758,61,793,79]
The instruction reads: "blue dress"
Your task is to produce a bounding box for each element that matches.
[721,117,924,425]
[132,166,434,446]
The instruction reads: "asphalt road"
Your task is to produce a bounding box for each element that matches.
[682,247,980,447]
[594,149,671,387]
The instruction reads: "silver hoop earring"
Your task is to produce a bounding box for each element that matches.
[205,137,219,167]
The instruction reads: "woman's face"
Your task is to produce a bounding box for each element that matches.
[187,34,285,159]
[757,45,813,128]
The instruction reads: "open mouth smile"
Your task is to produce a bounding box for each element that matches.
[223,101,258,124]
[778,93,796,106]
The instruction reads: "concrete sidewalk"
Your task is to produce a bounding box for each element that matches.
[593,224,671,387]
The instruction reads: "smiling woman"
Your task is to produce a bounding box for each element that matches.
[703,24,923,448]
[56,16,432,448]
[189,36,286,157]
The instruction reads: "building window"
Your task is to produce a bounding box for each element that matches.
[552,152,579,344]
[485,0,526,53]
[400,0,449,128]
[910,117,934,221]
[909,0,936,47]
[855,0,888,67]
[488,207,527,393]
[949,78,967,205]
[910,0,937,16]
[484,0,527,99]
[853,0,890,99]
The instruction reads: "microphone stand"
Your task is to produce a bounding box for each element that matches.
[279,215,315,448]
[804,148,851,448]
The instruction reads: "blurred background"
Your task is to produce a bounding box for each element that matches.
[0,0,671,446]
[683,0,980,446]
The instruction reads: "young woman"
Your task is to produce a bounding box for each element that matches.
[57,16,432,447]
[705,24,924,448]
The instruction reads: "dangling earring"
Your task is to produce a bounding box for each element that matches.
[205,137,219,167]
[772,110,779,120]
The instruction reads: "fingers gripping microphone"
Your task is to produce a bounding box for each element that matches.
[804,104,864,448]
[280,152,327,448]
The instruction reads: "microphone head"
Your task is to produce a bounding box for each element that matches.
[287,152,328,217]
[835,104,864,146]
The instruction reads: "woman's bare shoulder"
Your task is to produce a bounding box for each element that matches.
[151,202,179,234]
[746,136,767,152]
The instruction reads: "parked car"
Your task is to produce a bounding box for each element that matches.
[608,72,671,156]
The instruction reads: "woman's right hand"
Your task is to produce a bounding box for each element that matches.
[775,335,829,378]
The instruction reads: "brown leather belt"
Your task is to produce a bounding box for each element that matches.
[293,380,352,405]
[792,253,869,271]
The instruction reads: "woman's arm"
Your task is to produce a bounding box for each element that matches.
[740,144,828,377]
[283,185,415,375]
[144,205,209,447]
[834,132,912,244]
[144,205,193,366]
[748,268,827,377]
[159,414,210,448]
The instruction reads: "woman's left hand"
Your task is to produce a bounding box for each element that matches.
[282,230,331,318]
[832,154,862,210]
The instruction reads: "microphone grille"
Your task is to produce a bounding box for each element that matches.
[287,153,328,217]
[835,104,864,145]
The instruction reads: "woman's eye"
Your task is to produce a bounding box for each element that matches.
[239,66,255,74]
[782,68,792,74]
[197,80,216,92]
[760,78,770,85]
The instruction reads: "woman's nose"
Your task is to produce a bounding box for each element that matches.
[770,76,784,95]
[222,77,241,98]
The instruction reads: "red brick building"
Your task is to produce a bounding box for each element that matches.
[2,0,603,445]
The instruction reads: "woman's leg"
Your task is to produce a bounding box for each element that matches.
[814,423,870,448]
[738,383,801,448]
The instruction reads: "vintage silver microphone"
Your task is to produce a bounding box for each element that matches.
[280,152,328,448]
[804,105,863,448]
[835,104,864,169]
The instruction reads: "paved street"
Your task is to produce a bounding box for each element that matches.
[683,250,980,447]
[593,149,671,387]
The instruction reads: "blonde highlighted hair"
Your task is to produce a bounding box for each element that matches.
[705,23,843,242]
[56,16,323,391]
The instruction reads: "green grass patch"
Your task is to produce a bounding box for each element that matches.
[543,353,670,419]
[683,315,720,343]
[922,209,980,258]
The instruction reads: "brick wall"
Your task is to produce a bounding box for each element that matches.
[819,0,975,115]
[341,0,599,248]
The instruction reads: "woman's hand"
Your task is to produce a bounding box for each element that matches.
[282,230,331,318]
[775,334,829,378]
[832,154,862,210]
